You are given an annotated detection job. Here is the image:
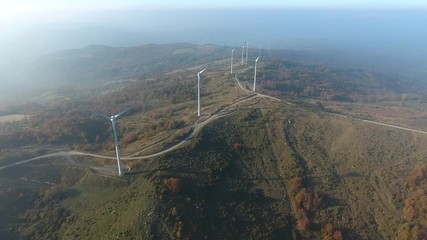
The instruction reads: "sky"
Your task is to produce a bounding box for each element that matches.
[1,0,427,16]
[0,0,426,101]
[0,0,425,26]
[0,0,426,55]
[2,0,427,9]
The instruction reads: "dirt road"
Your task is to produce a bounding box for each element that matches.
[0,88,257,170]
[3,70,425,172]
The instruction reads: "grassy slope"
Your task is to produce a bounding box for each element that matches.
[3,102,423,239]
[279,108,427,239]
[57,173,156,240]
[1,45,426,239]
[0,161,156,239]
[144,96,427,239]
[152,107,294,239]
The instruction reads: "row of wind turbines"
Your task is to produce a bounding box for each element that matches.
[231,42,261,92]
[100,43,263,176]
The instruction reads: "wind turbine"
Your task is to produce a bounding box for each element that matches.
[197,68,206,117]
[245,42,249,64]
[231,49,235,74]
[241,45,245,65]
[96,107,132,176]
[253,56,260,92]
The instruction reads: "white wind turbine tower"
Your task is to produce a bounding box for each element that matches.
[96,107,132,176]
[231,49,235,74]
[197,68,207,117]
[253,56,260,92]
[245,42,249,64]
[241,45,245,65]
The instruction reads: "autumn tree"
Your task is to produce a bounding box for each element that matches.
[164,177,182,194]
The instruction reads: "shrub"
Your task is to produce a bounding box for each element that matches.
[290,176,303,193]
[405,168,425,187]
[164,177,182,194]
[322,223,343,240]
[174,220,183,239]
[322,223,334,237]
[333,230,343,240]
[400,165,427,240]
[296,216,310,231]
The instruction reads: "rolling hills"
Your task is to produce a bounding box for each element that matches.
[0,43,426,239]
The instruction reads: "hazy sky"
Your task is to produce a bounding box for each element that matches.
[1,0,426,15]
[1,0,425,26]
[0,1,426,56]
[2,0,427,9]
[0,0,427,99]
[5,0,427,9]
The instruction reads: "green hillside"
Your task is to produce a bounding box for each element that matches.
[0,43,426,239]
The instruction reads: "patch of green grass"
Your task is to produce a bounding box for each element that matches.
[55,171,155,239]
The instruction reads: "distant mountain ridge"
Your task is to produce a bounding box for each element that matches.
[28,43,228,86]
[0,42,421,107]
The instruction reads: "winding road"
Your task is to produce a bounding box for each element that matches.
[2,68,427,172]
[0,84,259,171]
[331,113,427,135]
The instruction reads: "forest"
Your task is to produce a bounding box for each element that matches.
[252,59,409,102]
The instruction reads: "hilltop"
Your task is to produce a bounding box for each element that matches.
[0,43,229,105]
[0,43,426,240]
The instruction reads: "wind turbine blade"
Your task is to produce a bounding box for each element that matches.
[114,106,133,118]
[94,112,111,120]
[199,68,207,74]
[255,56,260,62]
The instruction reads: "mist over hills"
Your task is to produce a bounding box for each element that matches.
[0,43,230,104]
[1,40,425,111]
[28,43,228,84]
[1,9,426,82]
[1,9,426,106]
[1,5,427,240]
[0,37,426,239]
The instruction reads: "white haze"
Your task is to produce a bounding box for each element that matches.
[1,9,427,103]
